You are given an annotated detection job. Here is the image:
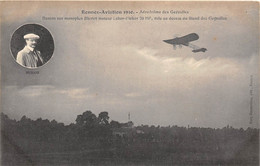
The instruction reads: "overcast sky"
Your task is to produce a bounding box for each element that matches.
[1,2,259,128]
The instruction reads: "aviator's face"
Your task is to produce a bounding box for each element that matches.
[26,39,38,48]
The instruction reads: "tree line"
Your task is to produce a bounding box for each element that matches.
[1,111,259,166]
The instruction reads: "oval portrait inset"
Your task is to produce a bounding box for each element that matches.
[10,24,54,69]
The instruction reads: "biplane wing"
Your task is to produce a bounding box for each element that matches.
[163,33,206,53]
[163,33,199,45]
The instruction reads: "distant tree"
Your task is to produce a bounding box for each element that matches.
[1,112,16,129]
[20,115,29,122]
[19,115,32,134]
[98,112,109,125]
[1,113,10,123]
[110,120,121,128]
[76,111,98,128]
[51,119,58,125]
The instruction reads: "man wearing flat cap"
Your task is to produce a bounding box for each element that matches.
[16,33,44,68]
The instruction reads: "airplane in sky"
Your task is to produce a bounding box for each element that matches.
[163,33,207,53]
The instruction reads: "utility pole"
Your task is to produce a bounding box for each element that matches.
[128,112,130,121]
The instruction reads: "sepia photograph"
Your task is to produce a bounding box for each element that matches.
[10,24,54,69]
[1,1,259,166]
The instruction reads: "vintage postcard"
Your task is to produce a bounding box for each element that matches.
[1,1,259,166]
